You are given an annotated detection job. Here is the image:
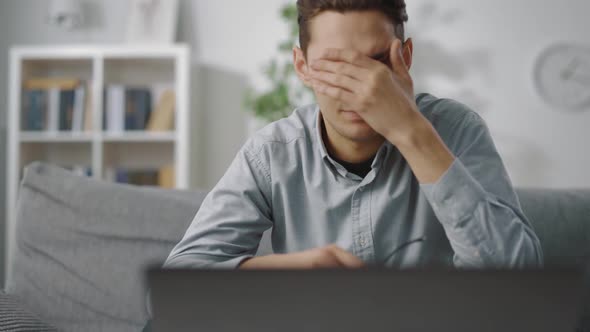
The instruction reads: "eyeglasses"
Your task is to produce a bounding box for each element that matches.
[382,236,427,265]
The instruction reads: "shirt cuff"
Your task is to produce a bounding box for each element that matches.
[420,159,487,226]
[164,253,254,270]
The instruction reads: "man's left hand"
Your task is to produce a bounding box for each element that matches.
[309,38,422,145]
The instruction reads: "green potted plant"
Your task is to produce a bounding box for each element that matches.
[244,3,314,126]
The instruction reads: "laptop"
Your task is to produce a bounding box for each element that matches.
[147,268,585,332]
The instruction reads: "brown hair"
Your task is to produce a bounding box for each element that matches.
[297,0,409,56]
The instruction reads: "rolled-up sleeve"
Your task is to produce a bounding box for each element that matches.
[164,142,273,269]
[421,111,543,269]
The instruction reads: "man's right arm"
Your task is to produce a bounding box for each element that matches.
[164,141,365,270]
[164,143,274,269]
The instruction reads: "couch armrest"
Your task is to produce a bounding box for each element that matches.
[0,290,56,332]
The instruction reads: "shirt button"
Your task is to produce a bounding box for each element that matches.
[359,237,367,247]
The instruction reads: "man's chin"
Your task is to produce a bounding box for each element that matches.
[341,124,382,142]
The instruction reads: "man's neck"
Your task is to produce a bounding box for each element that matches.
[321,116,384,164]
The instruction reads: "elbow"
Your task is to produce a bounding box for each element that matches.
[501,221,544,268]
[453,233,544,269]
[484,212,545,269]
[509,234,544,268]
[490,232,544,269]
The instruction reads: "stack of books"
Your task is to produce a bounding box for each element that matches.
[103,84,176,132]
[21,78,92,132]
[21,79,176,133]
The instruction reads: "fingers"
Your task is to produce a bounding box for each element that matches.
[311,59,369,81]
[318,48,377,69]
[309,70,362,93]
[389,39,409,78]
[327,245,366,269]
[311,79,357,106]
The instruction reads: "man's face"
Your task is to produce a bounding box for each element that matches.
[295,10,397,143]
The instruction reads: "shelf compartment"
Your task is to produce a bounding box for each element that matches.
[102,141,174,170]
[21,58,93,83]
[104,58,175,86]
[20,142,92,170]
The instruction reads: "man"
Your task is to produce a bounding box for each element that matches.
[165,0,543,270]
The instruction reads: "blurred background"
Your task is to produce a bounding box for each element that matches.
[0,0,589,280]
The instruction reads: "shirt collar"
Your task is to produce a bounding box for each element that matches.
[315,107,331,162]
[314,105,394,180]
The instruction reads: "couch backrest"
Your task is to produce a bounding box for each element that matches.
[516,188,590,268]
[8,163,589,331]
[7,162,207,332]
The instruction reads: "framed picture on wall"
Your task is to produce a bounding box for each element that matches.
[126,0,179,44]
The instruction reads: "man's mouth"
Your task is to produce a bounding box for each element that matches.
[340,110,363,121]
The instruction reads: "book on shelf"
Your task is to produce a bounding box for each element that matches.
[146,89,175,132]
[116,169,159,186]
[104,85,125,132]
[71,85,86,131]
[47,88,59,131]
[104,84,174,132]
[59,89,75,131]
[21,90,47,131]
[104,85,152,132]
[21,78,92,133]
[125,88,152,131]
[157,164,175,188]
[83,81,94,131]
[104,165,175,188]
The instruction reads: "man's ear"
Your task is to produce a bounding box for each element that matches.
[293,47,313,88]
[402,38,413,70]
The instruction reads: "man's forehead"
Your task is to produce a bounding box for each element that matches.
[307,11,395,59]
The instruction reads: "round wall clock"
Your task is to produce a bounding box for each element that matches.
[533,43,590,112]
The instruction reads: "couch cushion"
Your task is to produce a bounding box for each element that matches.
[6,162,207,332]
[0,290,56,332]
[516,188,590,268]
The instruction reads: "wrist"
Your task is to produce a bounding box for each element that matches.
[388,114,455,184]
[239,254,287,269]
[386,111,431,148]
[239,253,308,270]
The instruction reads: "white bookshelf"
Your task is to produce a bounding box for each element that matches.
[6,44,191,276]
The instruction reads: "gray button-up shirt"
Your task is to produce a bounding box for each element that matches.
[165,93,543,269]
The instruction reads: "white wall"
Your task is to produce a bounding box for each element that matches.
[183,0,288,188]
[1,0,589,190]
[405,0,590,188]
[191,0,590,189]
[181,0,590,189]
[0,0,287,190]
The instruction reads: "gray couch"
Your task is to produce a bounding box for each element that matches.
[4,162,590,331]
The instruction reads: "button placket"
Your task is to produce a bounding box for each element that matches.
[359,184,376,263]
[358,236,367,247]
[351,191,362,257]
[351,186,375,263]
